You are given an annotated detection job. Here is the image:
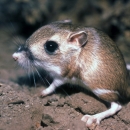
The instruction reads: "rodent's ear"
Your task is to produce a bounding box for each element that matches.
[67,31,87,47]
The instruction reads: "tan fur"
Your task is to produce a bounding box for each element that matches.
[99,93,119,102]
[75,28,129,101]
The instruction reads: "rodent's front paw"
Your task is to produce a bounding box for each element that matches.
[39,94,46,98]
[81,115,101,127]
[39,90,48,98]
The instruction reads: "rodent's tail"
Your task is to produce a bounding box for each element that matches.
[121,85,130,103]
[126,64,130,71]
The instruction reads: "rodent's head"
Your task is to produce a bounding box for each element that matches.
[12,20,87,76]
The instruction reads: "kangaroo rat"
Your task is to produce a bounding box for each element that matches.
[12,20,130,127]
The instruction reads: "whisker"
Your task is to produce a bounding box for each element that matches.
[7,21,22,46]
[31,64,36,88]
[14,36,25,47]
[27,60,32,80]
[9,22,24,45]
[34,67,48,87]
[33,61,50,86]
[44,77,51,86]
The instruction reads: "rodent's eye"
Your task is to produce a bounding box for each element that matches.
[44,41,58,54]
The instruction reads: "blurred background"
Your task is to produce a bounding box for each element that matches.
[0,0,130,81]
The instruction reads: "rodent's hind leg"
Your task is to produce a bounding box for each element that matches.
[81,102,122,127]
[40,78,65,97]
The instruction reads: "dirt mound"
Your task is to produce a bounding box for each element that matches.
[0,79,130,130]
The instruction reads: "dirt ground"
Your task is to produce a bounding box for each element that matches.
[0,1,130,129]
[0,23,130,130]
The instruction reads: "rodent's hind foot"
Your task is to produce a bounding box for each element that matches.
[81,102,122,127]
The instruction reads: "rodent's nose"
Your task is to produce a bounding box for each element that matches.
[13,56,18,61]
[12,53,18,61]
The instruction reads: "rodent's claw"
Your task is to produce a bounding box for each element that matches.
[81,115,100,127]
[39,92,47,98]
[39,89,53,98]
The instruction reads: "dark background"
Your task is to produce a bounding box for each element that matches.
[0,0,130,79]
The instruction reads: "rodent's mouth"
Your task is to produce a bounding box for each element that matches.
[12,51,32,69]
